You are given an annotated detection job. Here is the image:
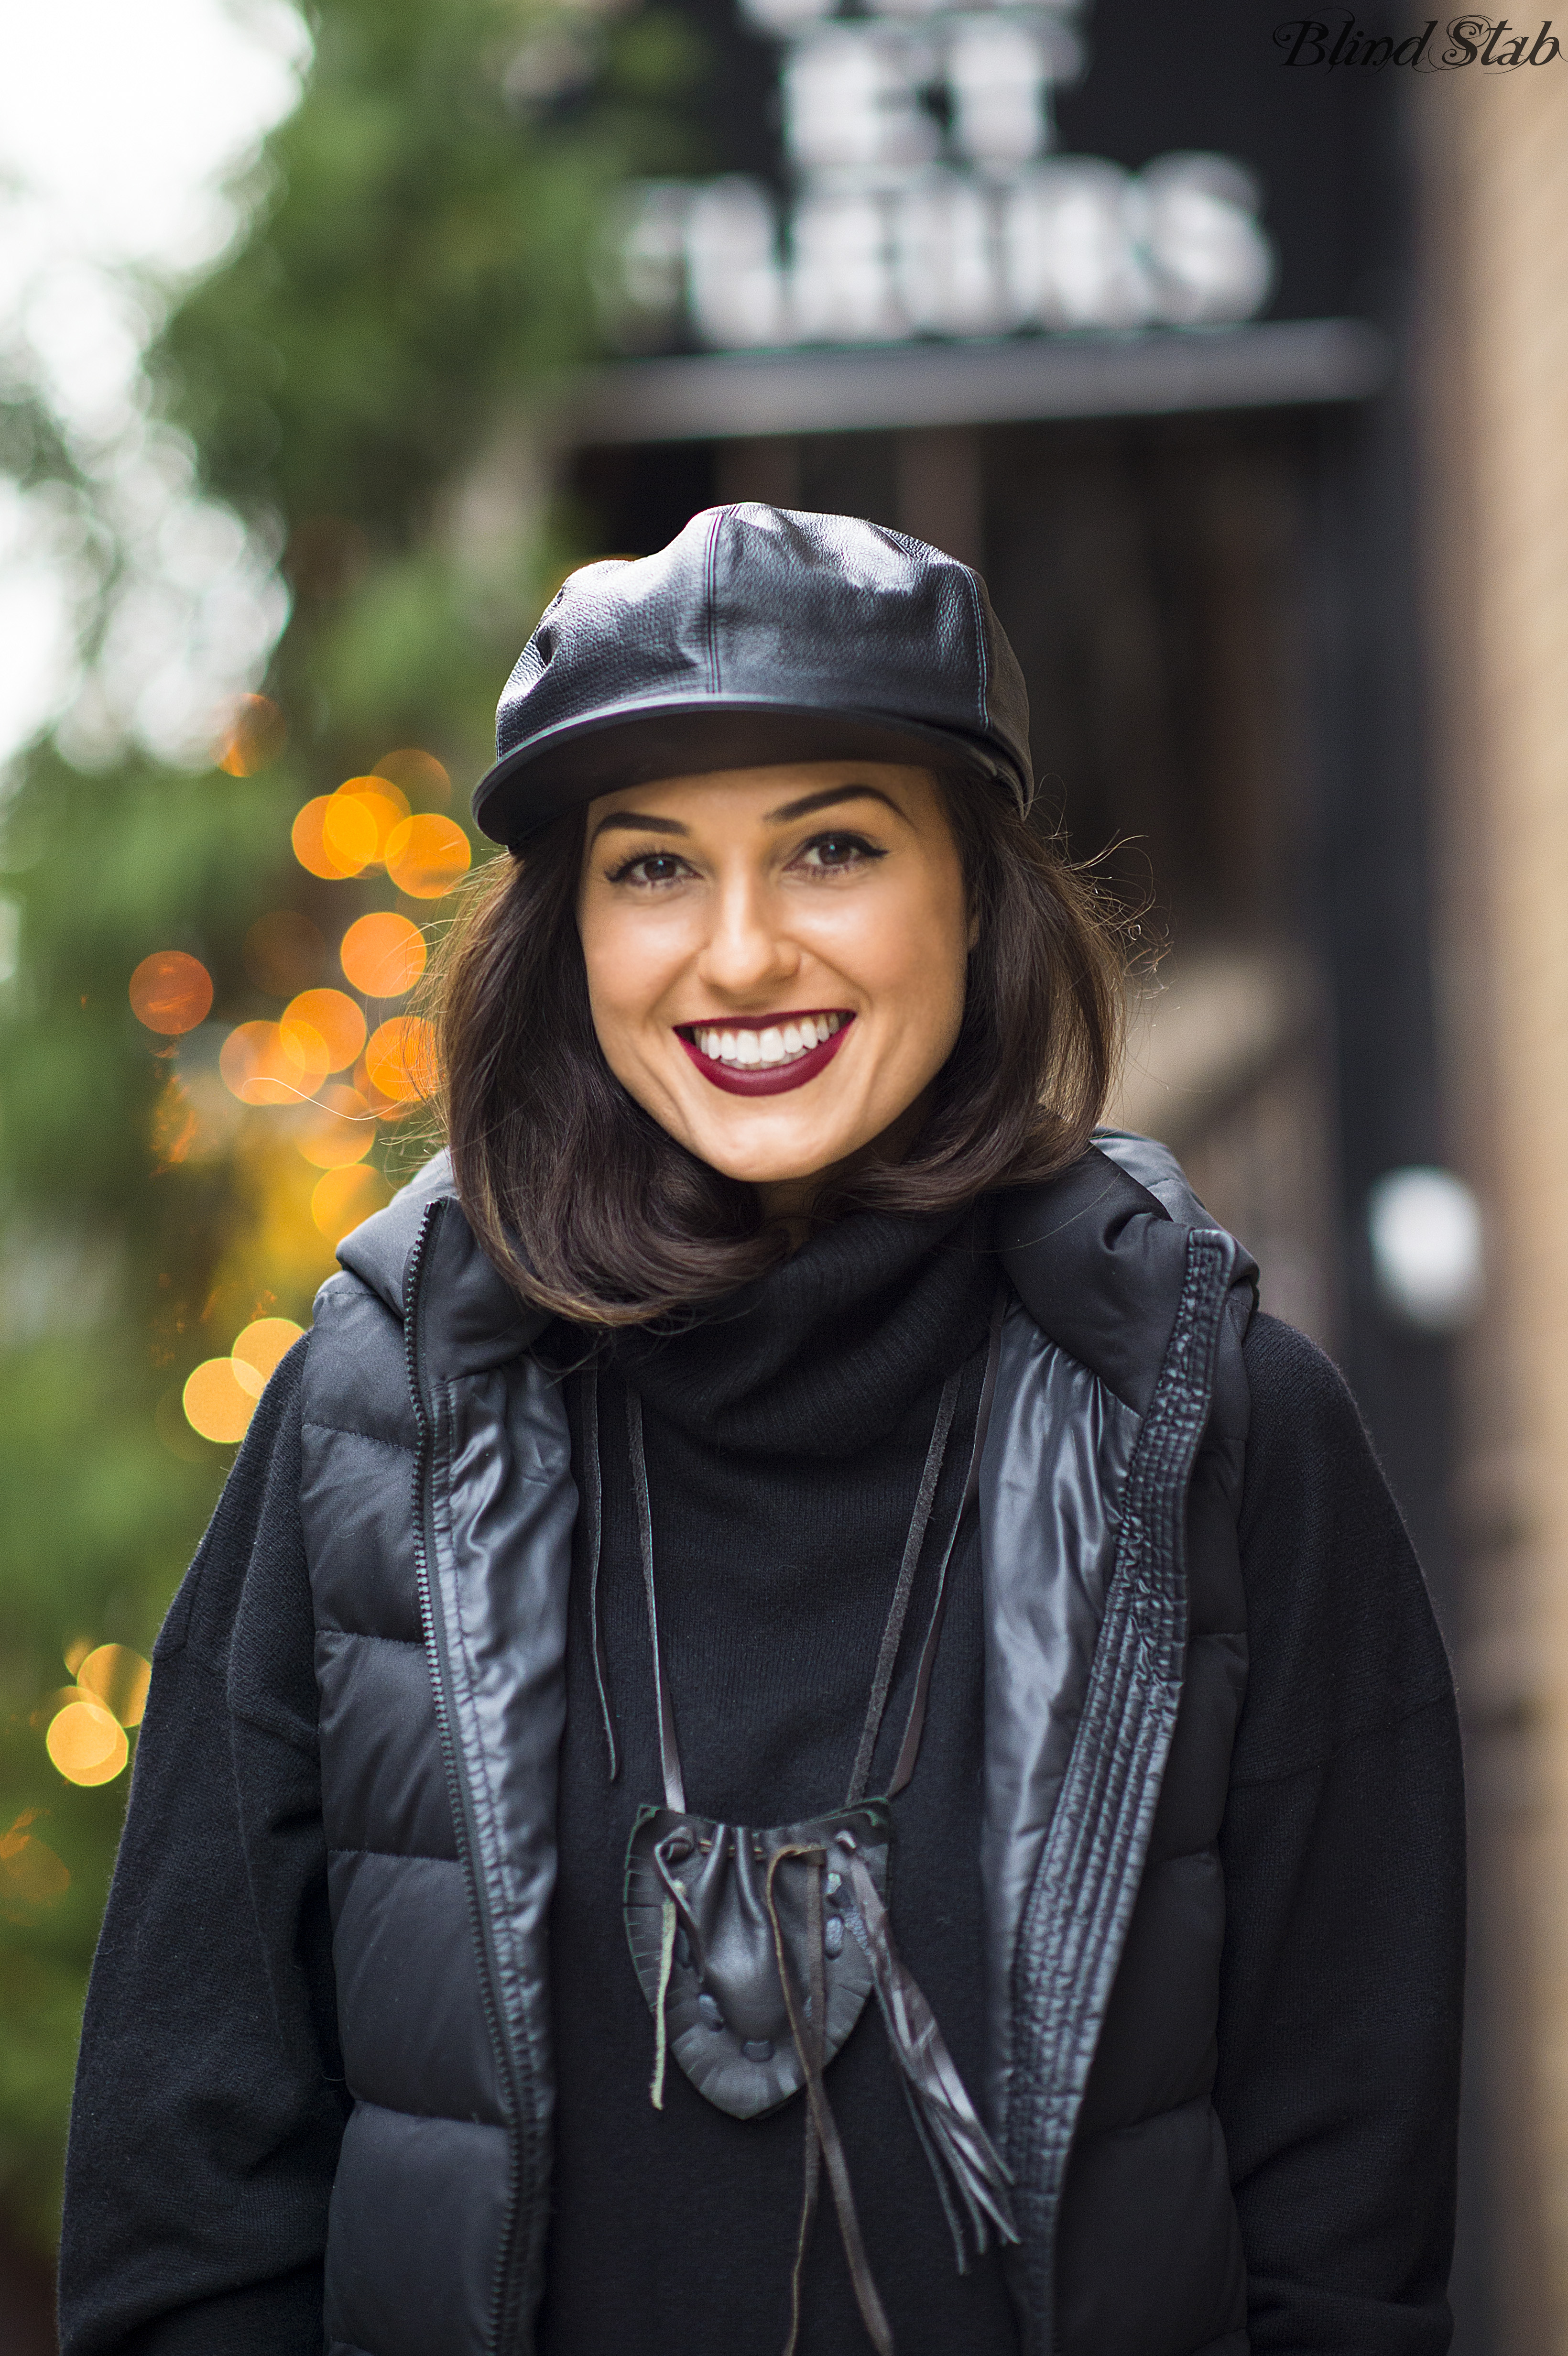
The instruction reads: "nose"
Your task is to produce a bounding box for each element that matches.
[694,869,800,999]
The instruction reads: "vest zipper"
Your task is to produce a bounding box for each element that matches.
[404,1198,536,2353]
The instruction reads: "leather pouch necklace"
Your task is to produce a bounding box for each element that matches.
[598,1298,1018,2356]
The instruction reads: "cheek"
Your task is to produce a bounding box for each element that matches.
[858,873,969,1042]
[577,903,666,1043]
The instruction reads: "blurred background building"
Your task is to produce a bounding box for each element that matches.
[0,1,1562,2348]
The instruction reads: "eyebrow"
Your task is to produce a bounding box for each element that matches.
[764,783,908,824]
[589,782,906,844]
[590,809,689,842]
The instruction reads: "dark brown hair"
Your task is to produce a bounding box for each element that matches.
[434,776,1124,1326]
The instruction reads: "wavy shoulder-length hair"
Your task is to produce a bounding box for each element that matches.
[434,775,1124,1327]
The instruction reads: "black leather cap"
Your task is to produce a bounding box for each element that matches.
[472,504,1034,845]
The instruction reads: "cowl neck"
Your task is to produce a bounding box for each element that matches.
[598,1198,995,1461]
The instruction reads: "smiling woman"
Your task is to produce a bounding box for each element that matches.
[576,763,971,1208]
[63,507,1462,2356]
[440,701,1119,1319]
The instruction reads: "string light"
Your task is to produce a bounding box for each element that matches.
[183,1357,259,1443]
[364,1014,439,1105]
[340,911,426,998]
[385,815,470,899]
[129,951,213,1036]
[312,1164,391,1243]
[221,1018,331,1104]
[46,1698,128,1788]
[295,1084,376,1169]
[280,988,366,1074]
[231,1317,305,1387]
[76,1644,152,1729]
[183,1317,307,1441]
[374,747,450,803]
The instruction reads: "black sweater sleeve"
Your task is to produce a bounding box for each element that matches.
[1215,1314,1465,2355]
[58,1340,341,2356]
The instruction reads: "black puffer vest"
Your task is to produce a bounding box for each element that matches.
[301,1134,1254,2356]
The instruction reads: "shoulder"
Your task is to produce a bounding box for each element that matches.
[153,1334,321,1750]
[1240,1313,1375,1526]
[1231,1314,1455,1782]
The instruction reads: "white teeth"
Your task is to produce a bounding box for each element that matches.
[690,1015,848,1067]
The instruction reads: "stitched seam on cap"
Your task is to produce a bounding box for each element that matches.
[965,572,989,727]
[703,509,730,695]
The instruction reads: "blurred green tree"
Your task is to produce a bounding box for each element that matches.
[0,0,699,2288]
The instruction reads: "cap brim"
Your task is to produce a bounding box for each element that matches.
[472,697,1022,845]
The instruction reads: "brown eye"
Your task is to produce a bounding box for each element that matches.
[609,851,689,886]
[797,832,883,872]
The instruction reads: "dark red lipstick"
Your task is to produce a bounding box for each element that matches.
[676,1011,854,1097]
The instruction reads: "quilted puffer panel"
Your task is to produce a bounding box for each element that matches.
[328,1851,501,2125]
[1185,1439,1247,1637]
[1073,1849,1222,2135]
[309,1276,419,1452]
[316,1630,455,1861]
[302,1422,423,1644]
[1054,2097,1246,2356]
[324,2103,510,2356]
[1146,1633,1247,1866]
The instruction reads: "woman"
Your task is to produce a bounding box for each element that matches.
[61,505,1463,2356]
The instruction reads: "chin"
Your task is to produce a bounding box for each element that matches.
[687,1116,859,1188]
[700,1141,847,1187]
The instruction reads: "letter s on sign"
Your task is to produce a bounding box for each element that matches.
[1273,17,1330,63]
[1440,16,1483,63]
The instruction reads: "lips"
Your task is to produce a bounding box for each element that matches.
[676,1011,855,1098]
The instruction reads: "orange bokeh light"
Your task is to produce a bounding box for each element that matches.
[221,1020,324,1105]
[281,988,365,1074]
[293,796,366,880]
[295,1083,376,1169]
[385,814,470,899]
[129,950,213,1036]
[232,1317,305,1387]
[335,777,410,859]
[183,1357,258,1444]
[216,693,286,776]
[77,1643,152,1729]
[47,1697,129,1787]
[312,1163,392,1245]
[319,794,379,874]
[340,911,426,998]
[364,1015,439,1106]
[375,747,450,803]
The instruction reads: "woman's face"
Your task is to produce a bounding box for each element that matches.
[576,760,972,1202]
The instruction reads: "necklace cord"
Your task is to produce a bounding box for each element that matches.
[844,1370,961,1806]
[767,1845,893,2356]
[627,1388,687,1813]
[886,1287,1007,1800]
[581,1373,618,1782]
[621,1285,1008,1818]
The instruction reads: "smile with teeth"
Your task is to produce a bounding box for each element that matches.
[683,1012,848,1069]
